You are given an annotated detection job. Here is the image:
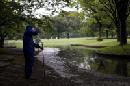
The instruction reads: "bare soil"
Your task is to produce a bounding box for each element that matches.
[0,48,77,86]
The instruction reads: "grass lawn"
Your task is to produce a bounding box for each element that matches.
[41,38,119,47]
[98,44,130,55]
[6,37,119,48]
[5,37,130,55]
[6,37,130,47]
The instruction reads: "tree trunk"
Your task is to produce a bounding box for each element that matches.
[111,32,114,38]
[118,2,127,46]
[120,18,127,45]
[113,17,120,42]
[0,37,4,48]
[115,0,128,46]
[98,22,102,39]
[57,34,60,39]
[66,32,70,39]
[116,26,120,42]
[106,30,108,39]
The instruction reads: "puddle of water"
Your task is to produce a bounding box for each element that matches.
[37,48,79,78]
[37,47,130,80]
[58,47,130,77]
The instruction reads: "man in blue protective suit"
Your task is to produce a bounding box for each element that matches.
[23,25,42,79]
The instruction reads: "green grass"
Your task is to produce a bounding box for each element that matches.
[5,40,23,48]
[98,44,130,55]
[96,39,130,55]
[41,38,119,47]
[5,38,130,48]
[5,37,130,55]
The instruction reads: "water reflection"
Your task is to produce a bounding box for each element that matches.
[38,48,79,78]
[115,60,128,76]
[58,47,130,77]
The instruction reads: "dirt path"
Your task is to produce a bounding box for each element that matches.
[0,48,130,86]
[0,48,77,86]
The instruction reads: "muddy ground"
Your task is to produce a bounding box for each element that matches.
[0,48,130,86]
[0,48,77,86]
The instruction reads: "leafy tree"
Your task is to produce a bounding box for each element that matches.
[20,0,72,39]
[99,0,130,45]
[52,11,81,39]
[78,0,130,45]
[0,0,23,47]
[78,0,106,39]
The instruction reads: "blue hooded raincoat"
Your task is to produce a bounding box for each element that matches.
[23,25,38,79]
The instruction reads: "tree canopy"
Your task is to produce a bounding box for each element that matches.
[78,0,130,45]
[1,0,130,47]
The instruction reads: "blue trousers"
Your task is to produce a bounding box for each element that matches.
[24,54,35,79]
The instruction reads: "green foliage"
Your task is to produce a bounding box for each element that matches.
[77,0,114,39]
[97,38,103,41]
[87,17,97,26]
[99,0,130,45]
[50,12,81,38]
[33,17,53,34]
[0,0,23,40]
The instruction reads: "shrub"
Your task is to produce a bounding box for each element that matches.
[97,38,103,41]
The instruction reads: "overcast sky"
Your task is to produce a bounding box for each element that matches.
[33,7,80,18]
[20,0,82,18]
[21,0,82,19]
